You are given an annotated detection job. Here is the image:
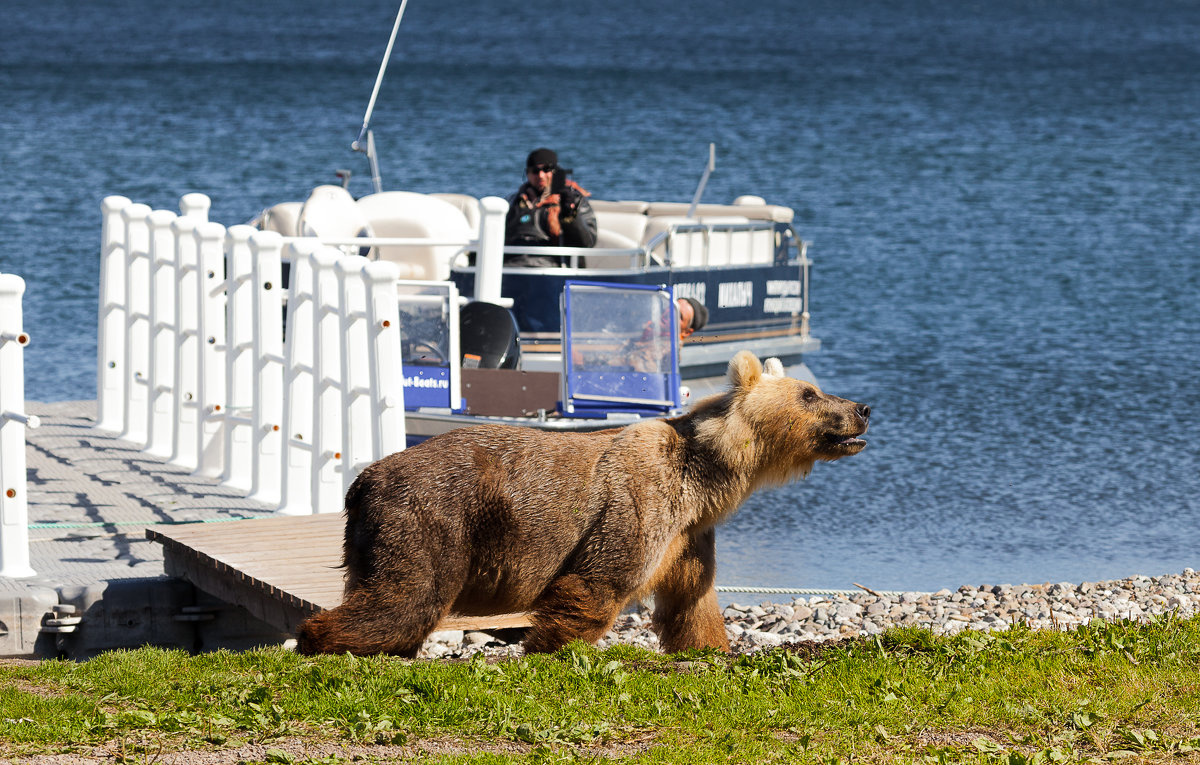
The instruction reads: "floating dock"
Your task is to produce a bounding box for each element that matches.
[2,401,523,658]
[148,514,344,638]
[148,514,528,637]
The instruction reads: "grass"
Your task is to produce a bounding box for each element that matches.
[2,615,1200,764]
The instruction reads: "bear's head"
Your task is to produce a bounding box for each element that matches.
[698,350,870,488]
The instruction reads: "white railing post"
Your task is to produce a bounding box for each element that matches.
[247,231,285,506]
[97,196,132,432]
[363,261,406,459]
[447,282,463,408]
[310,247,345,514]
[89,196,471,525]
[0,274,37,578]
[118,204,153,446]
[799,239,812,339]
[278,240,318,516]
[170,216,201,470]
[220,225,257,492]
[194,221,227,478]
[476,196,508,304]
[335,255,374,495]
[145,209,179,458]
[179,193,211,222]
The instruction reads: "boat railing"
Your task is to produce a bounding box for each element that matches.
[0,272,38,578]
[499,220,812,340]
[494,219,792,273]
[95,193,463,518]
[272,202,805,297]
[645,219,781,269]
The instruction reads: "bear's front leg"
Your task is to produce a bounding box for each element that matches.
[524,574,625,654]
[651,528,730,653]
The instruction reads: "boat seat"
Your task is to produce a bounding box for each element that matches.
[595,210,648,245]
[298,185,375,257]
[733,195,767,206]
[583,209,649,268]
[645,201,793,223]
[594,229,641,249]
[430,193,481,231]
[355,191,473,281]
[259,201,302,236]
[590,199,650,214]
[584,230,642,268]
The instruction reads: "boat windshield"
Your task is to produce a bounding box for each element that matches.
[561,281,681,415]
[396,281,463,412]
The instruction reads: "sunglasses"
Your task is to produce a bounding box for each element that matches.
[527,164,557,174]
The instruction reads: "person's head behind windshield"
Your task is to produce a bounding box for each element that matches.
[677,297,708,338]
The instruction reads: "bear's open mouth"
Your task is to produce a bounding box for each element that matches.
[823,431,867,452]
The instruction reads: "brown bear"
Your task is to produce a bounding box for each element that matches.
[296,350,869,657]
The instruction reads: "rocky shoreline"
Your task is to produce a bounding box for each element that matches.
[417,568,1200,659]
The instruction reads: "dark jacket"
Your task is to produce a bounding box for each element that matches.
[504,180,598,262]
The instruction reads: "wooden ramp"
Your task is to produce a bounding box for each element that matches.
[147,514,529,638]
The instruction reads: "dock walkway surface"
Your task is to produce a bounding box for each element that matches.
[2,400,289,657]
[2,401,528,659]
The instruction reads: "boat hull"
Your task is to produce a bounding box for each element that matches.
[449,261,819,380]
[400,360,820,446]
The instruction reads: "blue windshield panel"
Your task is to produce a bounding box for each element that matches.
[561,281,681,416]
[397,283,464,412]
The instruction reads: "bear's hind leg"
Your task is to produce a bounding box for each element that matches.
[523,574,624,654]
[296,585,451,657]
[653,586,727,653]
[651,529,730,653]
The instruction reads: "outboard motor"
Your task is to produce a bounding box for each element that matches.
[459,301,521,369]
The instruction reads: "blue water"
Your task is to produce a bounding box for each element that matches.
[3,0,1199,594]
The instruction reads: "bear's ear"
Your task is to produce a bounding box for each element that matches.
[728,350,763,390]
[763,357,785,378]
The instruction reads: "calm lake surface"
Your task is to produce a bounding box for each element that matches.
[3,0,1198,595]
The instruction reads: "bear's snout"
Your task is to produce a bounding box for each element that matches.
[856,403,871,424]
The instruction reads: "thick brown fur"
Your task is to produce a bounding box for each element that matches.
[296,351,870,657]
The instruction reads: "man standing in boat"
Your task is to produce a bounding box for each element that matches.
[504,148,598,266]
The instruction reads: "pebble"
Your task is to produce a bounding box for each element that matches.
[415,568,1200,660]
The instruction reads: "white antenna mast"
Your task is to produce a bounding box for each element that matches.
[353,0,410,193]
[686,143,716,219]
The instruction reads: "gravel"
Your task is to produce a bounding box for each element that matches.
[415,568,1200,659]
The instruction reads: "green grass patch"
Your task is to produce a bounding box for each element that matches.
[3,615,1200,763]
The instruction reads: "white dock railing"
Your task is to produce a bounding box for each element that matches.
[94,193,493,515]
[0,273,39,578]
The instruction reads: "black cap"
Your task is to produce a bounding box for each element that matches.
[526,147,558,170]
[683,297,708,331]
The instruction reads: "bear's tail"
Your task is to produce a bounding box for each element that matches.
[295,589,448,658]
